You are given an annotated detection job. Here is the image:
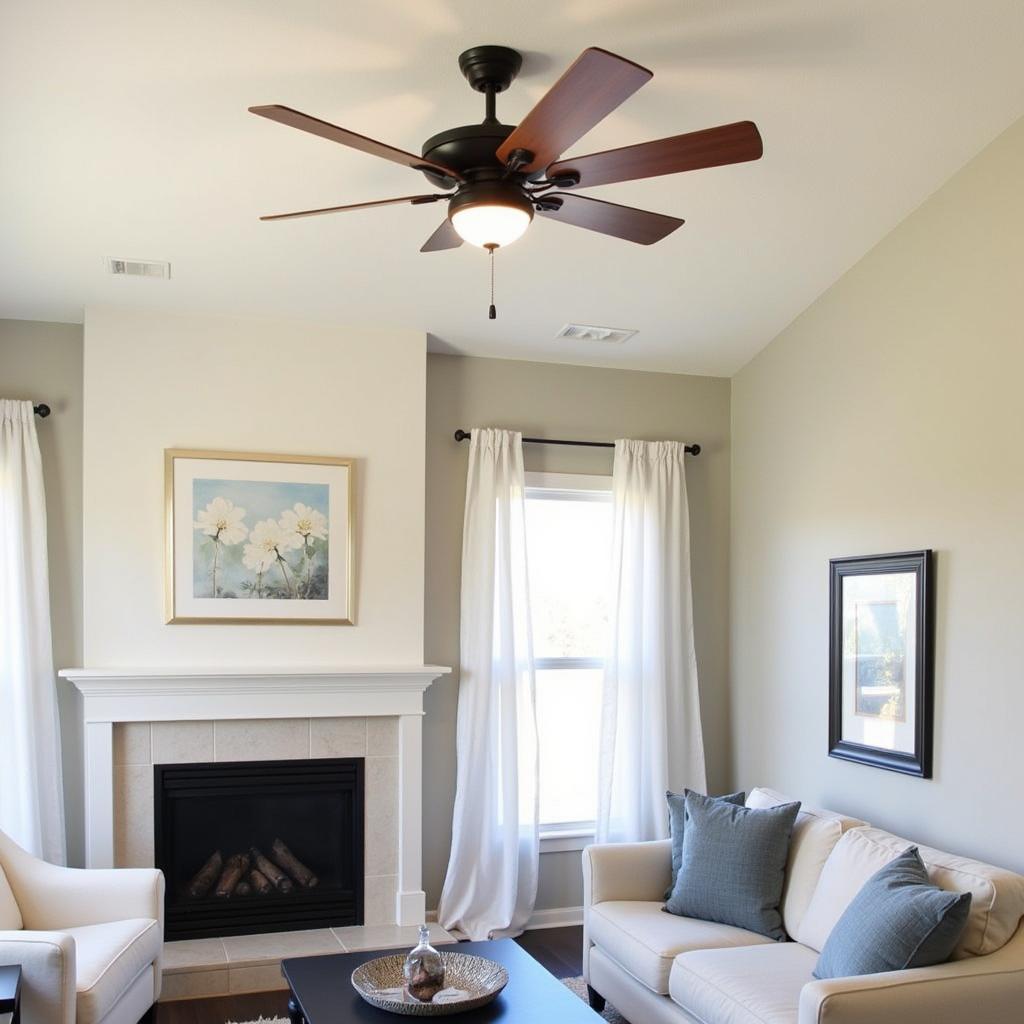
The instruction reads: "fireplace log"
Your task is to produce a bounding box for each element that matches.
[271,838,319,888]
[214,853,251,898]
[187,850,224,899]
[234,879,252,897]
[248,868,273,895]
[249,846,293,893]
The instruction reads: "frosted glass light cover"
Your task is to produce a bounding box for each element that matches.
[451,205,531,248]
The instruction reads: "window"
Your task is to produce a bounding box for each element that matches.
[524,472,612,848]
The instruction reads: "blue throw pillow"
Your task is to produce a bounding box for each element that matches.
[665,791,800,940]
[814,847,972,979]
[665,789,745,900]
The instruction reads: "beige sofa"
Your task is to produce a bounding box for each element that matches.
[0,829,164,1024]
[583,787,1024,1024]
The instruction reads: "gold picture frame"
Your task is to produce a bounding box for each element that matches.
[165,448,354,625]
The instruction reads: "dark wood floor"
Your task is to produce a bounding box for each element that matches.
[155,927,584,1024]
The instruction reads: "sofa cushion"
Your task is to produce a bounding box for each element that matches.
[670,942,817,1024]
[814,846,972,979]
[666,790,745,899]
[745,787,866,939]
[797,826,1024,958]
[65,918,161,1024]
[667,793,800,940]
[0,863,22,930]
[589,900,774,995]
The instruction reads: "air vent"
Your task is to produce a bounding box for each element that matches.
[108,258,171,279]
[555,323,636,344]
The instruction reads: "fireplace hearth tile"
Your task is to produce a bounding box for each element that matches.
[310,717,367,757]
[160,966,230,1001]
[214,719,310,762]
[228,964,289,994]
[163,937,228,972]
[222,927,343,967]
[331,923,456,952]
[114,723,152,765]
[153,721,214,764]
[367,717,399,755]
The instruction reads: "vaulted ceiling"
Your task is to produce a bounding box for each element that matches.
[2,1,1023,374]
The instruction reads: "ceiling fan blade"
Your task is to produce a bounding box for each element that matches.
[495,48,651,174]
[421,219,463,253]
[546,121,763,189]
[536,193,683,245]
[260,194,446,222]
[249,105,464,182]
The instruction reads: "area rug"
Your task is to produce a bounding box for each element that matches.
[228,977,627,1023]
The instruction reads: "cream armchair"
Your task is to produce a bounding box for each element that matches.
[0,829,164,1024]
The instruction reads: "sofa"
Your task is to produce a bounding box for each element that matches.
[582,787,1024,1024]
[0,829,164,1024]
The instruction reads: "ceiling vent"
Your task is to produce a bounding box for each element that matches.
[108,258,171,279]
[555,323,636,344]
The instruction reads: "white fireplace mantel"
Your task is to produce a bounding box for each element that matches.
[60,665,450,926]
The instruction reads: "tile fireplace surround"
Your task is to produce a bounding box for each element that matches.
[60,666,451,995]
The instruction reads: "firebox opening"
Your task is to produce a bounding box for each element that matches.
[154,757,364,940]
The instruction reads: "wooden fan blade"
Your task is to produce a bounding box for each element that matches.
[537,193,682,245]
[421,219,463,252]
[249,105,464,182]
[495,48,651,174]
[260,194,445,222]
[547,121,763,189]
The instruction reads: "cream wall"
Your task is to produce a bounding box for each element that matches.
[730,117,1024,869]
[82,307,426,666]
[425,352,731,911]
[0,318,85,864]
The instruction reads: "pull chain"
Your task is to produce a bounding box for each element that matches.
[485,242,497,319]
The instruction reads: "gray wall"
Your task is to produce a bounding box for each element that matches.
[0,319,85,865]
[425,352,731,910]
[730,116,1024,870]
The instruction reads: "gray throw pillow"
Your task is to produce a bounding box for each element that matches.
[665,789,745,900]
[665,791,800,940]
[814,847,972,979]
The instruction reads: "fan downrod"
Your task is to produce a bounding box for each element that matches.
[457,46,523,94]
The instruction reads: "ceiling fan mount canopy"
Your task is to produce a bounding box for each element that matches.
[457,45,524,95]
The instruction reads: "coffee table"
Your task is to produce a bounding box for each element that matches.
[282,938,602,1023]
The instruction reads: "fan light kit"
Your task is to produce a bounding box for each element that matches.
[250,45,763,318]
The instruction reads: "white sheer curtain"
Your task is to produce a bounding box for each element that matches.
[438,428,539,940]
[596,439,706,844]
[0,400,66,863]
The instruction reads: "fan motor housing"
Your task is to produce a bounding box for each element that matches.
[420,123,517,188]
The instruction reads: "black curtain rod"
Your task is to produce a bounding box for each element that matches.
[34,404,51,418]
[454,429,700,456]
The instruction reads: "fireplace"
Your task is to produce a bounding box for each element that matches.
[155,757,364,940]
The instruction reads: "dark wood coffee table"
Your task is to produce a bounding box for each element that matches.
[282,938,601,1024]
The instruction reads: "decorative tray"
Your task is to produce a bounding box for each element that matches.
[351,951,508,1017]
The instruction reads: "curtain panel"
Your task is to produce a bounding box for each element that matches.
[597,438,706,844]
[0,399,66,863]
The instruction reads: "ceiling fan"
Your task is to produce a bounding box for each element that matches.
[250,45,763,313]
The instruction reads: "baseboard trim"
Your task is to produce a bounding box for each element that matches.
[425,906,583,931]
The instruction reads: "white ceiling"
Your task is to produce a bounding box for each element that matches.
[2,1,1023,376]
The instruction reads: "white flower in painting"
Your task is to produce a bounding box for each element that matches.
[279,502,328,543]
[242,542,276,573]
[247,517,302,560]
[193,496,248,545]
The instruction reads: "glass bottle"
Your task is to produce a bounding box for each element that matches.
[403,925,445,1003]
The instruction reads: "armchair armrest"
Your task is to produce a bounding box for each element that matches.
[798,925,1024,1024]
[582,840,672,907]
[10,862,164,931]
[0,931,76,1024]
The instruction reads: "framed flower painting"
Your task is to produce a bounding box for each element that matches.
[165,449,353,624]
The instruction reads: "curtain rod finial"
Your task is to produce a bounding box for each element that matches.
[34,403,51,418]
[454,429,471,443]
